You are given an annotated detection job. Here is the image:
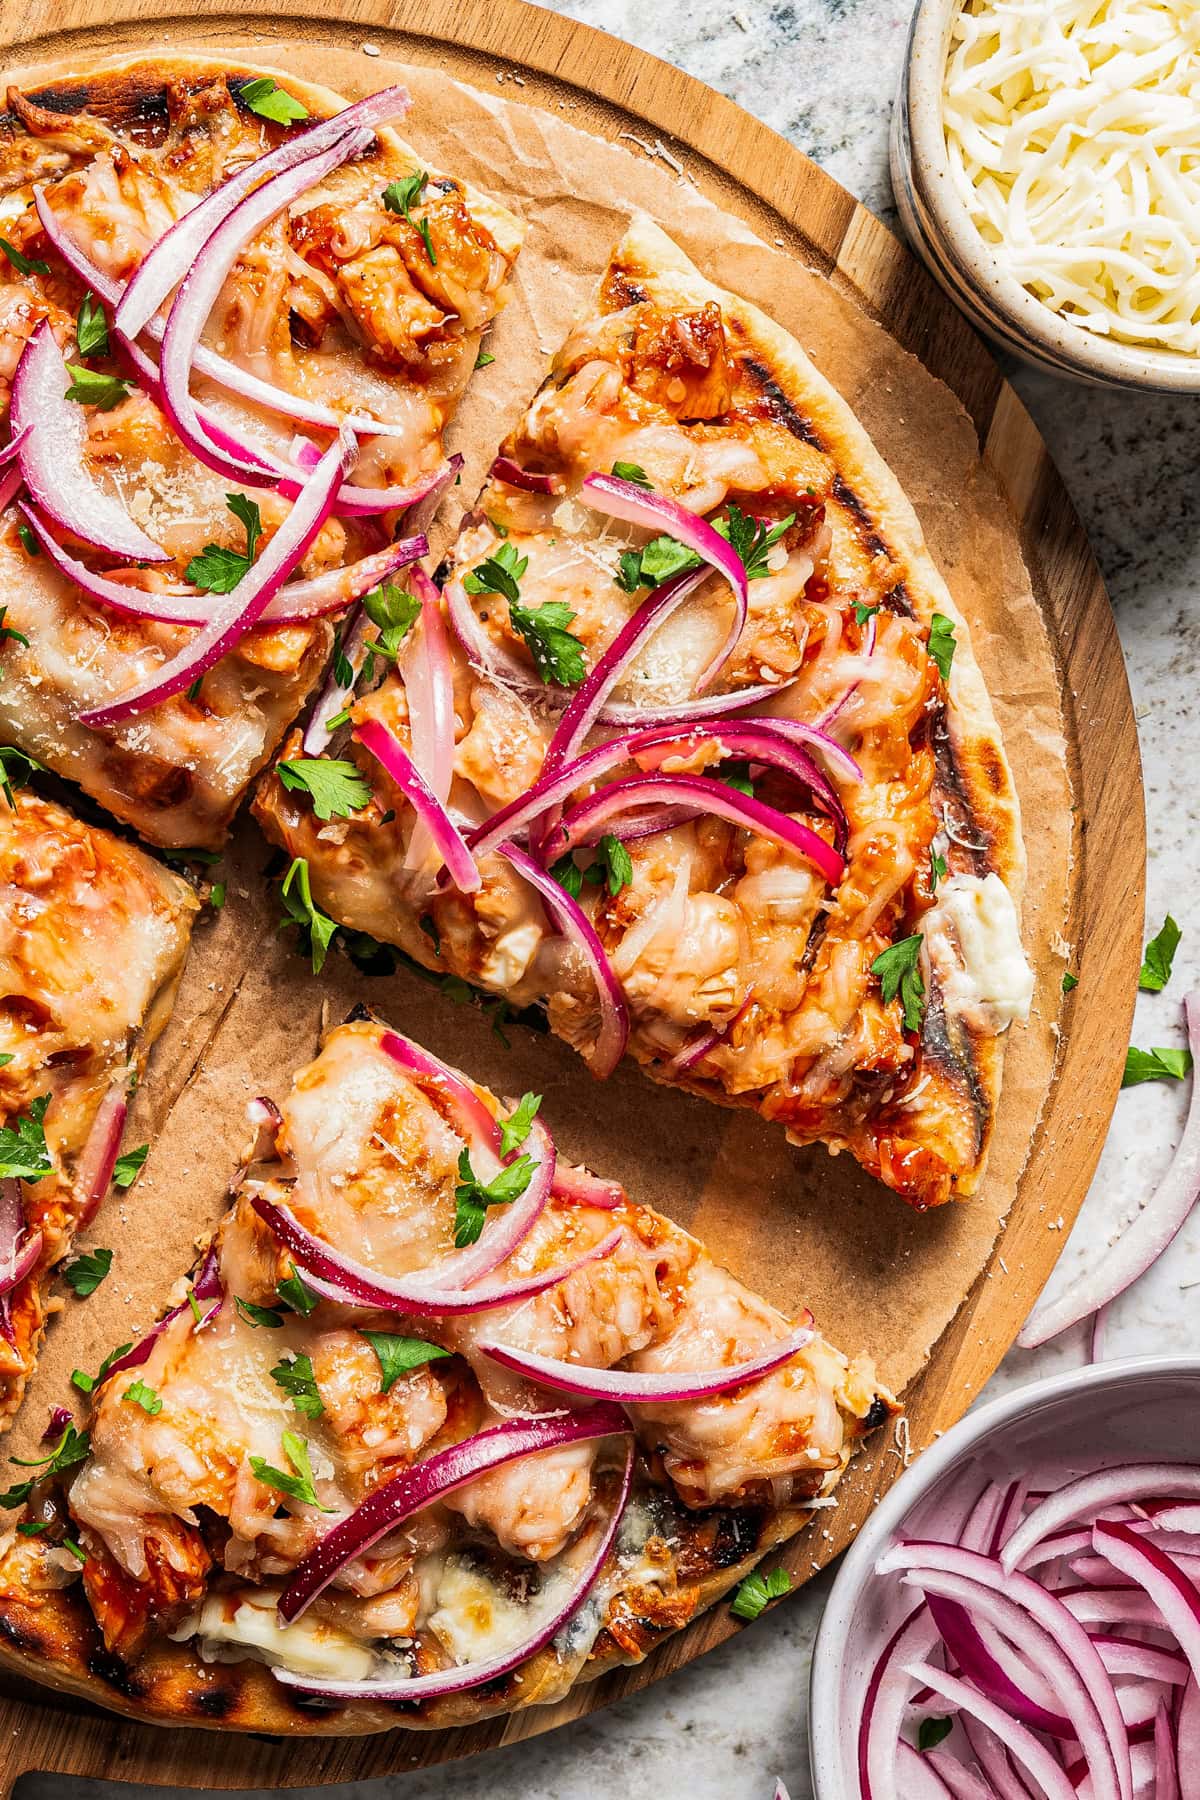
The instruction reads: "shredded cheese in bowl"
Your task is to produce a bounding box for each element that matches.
[942,0,1200,355]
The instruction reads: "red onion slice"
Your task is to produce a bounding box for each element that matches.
[476,1317,815,1404]
[353,717,480,894]
[1094,1636,1188,1684]
[79,429,355,726]
[399,567,456,876]
[922,1751,995,1800]
[552,773,845,889]
[1155,1699,1181,1800]
[893,1744,956,1800]
[1020,993,1200,1348]
[858,1607,940,1800]
[0,424,31,468]
[904,1664,1074,1800]
[490,455,563,495]
[740,714,863,784]
[580,473,749,692]
[1092,1523,1200,1686]
[1178,1678,1200,1800]
[598,680,796,725]
[0,465,21,515]
[11,321,168,564]
[302,606,371,756]
[277,1406,630,1623]
[0,1179,42,1302]
[1001,1465,1200,1574]
[99,1242,222,1382]
[284,439,459,518]
[493,839,630,1079]
[73,1083,128,1227]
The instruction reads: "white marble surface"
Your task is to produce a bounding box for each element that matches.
[31,4,1200,1798]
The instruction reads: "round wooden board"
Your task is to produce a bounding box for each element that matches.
[0,0,1144,1789]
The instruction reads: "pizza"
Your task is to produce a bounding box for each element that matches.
[0,56,523,848]
[0,1014,889,1732]
[255,216,1033,1211]
[0,785,196,1425]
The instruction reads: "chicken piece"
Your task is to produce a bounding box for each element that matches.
[625,301,733,420]
[442,1436,596,1563]
[80,1519,210,1661]
[309,1328,448,1479]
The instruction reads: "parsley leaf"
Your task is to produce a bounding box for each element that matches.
[250,1430,332,1510]
[0,606,28,653]
[730,1566,791,1621]
[464,541,526,607]
[465,545,587,685]
[929,849,948,891]
[454,1146,537,1248]
[62,1248,113,1298]
[1123,1046,1194,1088]
[1062,971,1078,993]
[123,1379,162,1416]
[611,460,652,488]
[209,881,227,910]
[75,291,110,359]
[278,758,372,821]
[0,239,49,277]
[871,934,926,1033]
[550,853,584,899]
[499,1092,541,1158]
[0,745,40,809]
[64,364,132,411]
[918,1718,953,1752]
[474,346,495,369]
[235,1295,285,1330]
[550,833,634,899]
[240,77,309,125]
[1,1423,90,1506]
[270,1353,324,1419]
[713,504,795,581]
[112,1144,148,1190]
[362,580,421,679]
[0,1093,52,1183]
[185,494,262,594]
[616,533,701,594]
[279,858,337,973]
[15,1520,46,1536]
[1139,915,1181,993]
[382,171,437,265]
[277,1261,318,1317]
[928,612,956,684]
[361,1331,451,1394]
[715,760,755,799]
[71,1343,133,1395]
[854,602,880,627]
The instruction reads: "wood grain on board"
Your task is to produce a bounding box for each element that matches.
[0,0,1143,1787]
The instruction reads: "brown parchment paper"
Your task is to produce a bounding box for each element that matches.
[4,48,1070,1466]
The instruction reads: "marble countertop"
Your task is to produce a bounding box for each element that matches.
[36,4,1200,1798]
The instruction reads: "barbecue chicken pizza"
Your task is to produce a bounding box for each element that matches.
[0,55,523,848]
[0,1016,889,1732]
[255,216,1033,1210]
[0,785,196,1426]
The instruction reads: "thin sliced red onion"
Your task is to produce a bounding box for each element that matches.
[1093,1636,1188,1684]
[490,455,563,495]
[724,713,862,783]
[302,606,370,755]
[959,1716,1036,1800]
[157,128,376,481]
[0,424,31,468]
[1178,1677,1200,1800]
[79,430,354,726]
[922,1750,996,1800]
[10,321,167,564]
[0,1179,41,1302]
[580,473,748,693]
[1155,1699,1180,1800]
[1059,1588,1163,1627]
[858,1607,940,1800]
[285,438,459,518]
[818,608,878,729]
[599,680,796,725]
[42,1404,73,1441]
[476,1317,815,1404]
[73,1083,128,1227]
[493,839,629,1079]
[0,464,21,515]
[552,772,845,889]
[1021,992,1200,1348]
[668,990,753,1076]
[546,1161,623,1209]
[100,1242,222,1382]
[277,1406,630,1623]
[894,1743,955,1800]
[354,717,480,894]
[1092,1523,1200,1687]
[904,1664,1075,1800]
[400,567,456,876]
[1002,1466,1200,1574]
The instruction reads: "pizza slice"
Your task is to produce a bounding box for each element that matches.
[0,785,196,1425]
[0,1013,886,1731]
[255,218,1033,1210]
[0,57,523,848]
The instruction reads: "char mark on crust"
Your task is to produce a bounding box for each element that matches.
[87,1643,142,1698]
[862,1396,892,1433]
[606,269,650,308]
[191,1683,234,1719]
[0,1609,43,1658]
[920,985,988,1158]
[344,1001,377,1027]
[709,1506,766,1569]
[883,578,914,619]
[932,706,993,879]
[739,352,825,449]
[830,473,890,560]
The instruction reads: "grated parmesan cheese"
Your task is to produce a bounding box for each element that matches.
[942,0,1200,353]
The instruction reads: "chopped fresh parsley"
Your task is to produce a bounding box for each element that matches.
[929,849,948,891]
[277,757,372,821]
[209,881,227,910]
[64,364,133,411]
[854,602,881,627]
[331,632,354,690]
[0,607,28,652]
[382,170,437,264]
[1123,1046,1194,1089]
[927,612,957,684]
[279,857,337,974]
[714,504,796,581]
[15,1520,46,1537]
[0,239,49,277]
[362,580,421,680]
[464,543,587,686]
[871,934,926,1033]
[499,1092,541,1159]
[15,522,38,557]
[71,1343,133,1395]
[160,845,222,868]
[0,1093,51,1183]
[269,1353,324,1419]
[240,76,309,125]
[1,1423,90,1507]
[277,1261,318,1318]
[474,346,495,369]
[250,1430,332,1510]
[454,1146,537,1248]
[918,1718,953,1752]
[0,746,40,809]
[62,1536,86,1564]
[1139,915,1181,993]
[62,1248,113,1298]
[611,460,652,488]
[715,760,755,799]
[1062,971,1078,993]
[730,1566,792,1621]
[0,1056,9,1068]
[551,833,633,900]
[235,1295,285,1330]
[185,494,262,594]
[361,1331,451,1394]
[113,1144,148,1191]
[615,533,699,594]
[75,291,110,359]
[465,541,525,606]
[123,1379,162,1416]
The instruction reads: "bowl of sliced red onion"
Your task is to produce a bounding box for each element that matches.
[809,1355,1200,1799]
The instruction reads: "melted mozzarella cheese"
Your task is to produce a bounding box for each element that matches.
[943,0,1200,353]
[922,872,1034,1031]
[181,1587,376,1681]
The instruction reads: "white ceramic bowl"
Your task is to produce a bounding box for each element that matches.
[891,0,1200,393]
[808,1354,1200,1799]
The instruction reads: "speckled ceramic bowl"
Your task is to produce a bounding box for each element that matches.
[891,0,1200,393]
[807,1355,1200,1799]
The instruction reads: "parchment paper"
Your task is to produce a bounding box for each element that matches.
[6,50,1070,1462]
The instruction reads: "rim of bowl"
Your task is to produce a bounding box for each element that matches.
[808,1352,1200,1799]
[904,0,1200,393]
